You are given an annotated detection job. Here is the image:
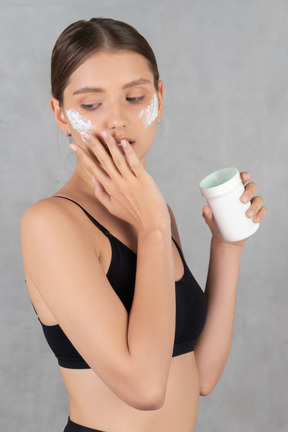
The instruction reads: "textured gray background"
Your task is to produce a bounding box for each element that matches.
[1,0,287,431]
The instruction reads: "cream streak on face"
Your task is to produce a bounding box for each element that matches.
[138,93,158,127]
[66,109,94,141]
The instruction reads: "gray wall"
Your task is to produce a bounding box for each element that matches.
[1,0,287,431]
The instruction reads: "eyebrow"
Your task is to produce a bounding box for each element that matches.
[72,78,151,95]
[123,78,151,89]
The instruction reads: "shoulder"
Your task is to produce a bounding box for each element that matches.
[21,198,70,258]
[22,197,60,221]
[21,197,73,240]
[21,197,60,236]
[166,203,183,252]
[21,195,80,221]
[21,197,100,263]
[21,196,92,234]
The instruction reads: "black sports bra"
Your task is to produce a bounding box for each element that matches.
[34,196,207,369]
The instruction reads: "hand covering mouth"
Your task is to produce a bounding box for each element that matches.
[114,137,135,146]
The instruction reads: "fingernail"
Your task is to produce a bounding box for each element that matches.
[121,139,127,147]
[101,130,109,140]
[83,133,91,142]
[242,195,249,203]
[69,144,77,152]
[91,176,98,188]
[247,209,255,218]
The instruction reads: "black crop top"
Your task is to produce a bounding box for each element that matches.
[34,196,207,369]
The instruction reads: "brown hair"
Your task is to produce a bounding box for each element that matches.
[51,18,160,106]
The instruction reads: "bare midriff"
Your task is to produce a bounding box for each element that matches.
[60,351,199,432]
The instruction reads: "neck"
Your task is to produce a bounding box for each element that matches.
[64,152,146,199]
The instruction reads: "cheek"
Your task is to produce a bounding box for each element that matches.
[138,93,159,127]
[66,109,95,142]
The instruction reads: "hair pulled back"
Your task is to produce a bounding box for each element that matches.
[51,18,160,106]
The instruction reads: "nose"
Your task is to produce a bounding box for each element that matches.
[106,102,127,129]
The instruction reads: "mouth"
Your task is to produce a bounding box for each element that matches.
[114,137,135,147]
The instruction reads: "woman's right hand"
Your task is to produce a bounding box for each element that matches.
[69,130,170,233]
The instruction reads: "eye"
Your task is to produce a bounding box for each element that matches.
[126,96,145,103]
[81,103,100,110]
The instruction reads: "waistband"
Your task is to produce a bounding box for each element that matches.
[63,417,105,432]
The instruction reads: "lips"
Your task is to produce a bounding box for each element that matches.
[114,136,135,146]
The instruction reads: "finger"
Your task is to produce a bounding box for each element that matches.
[69,142,111,187]
[91,176,112,208]
[202,205,221,235]
[100,130,133,177]
[253,205,268,223]
[83,132,122,180]
[202,205,213,221]
[240,181,257,203]
[120,139,146,178]
[246,195,264,219]
[240,171,251,184]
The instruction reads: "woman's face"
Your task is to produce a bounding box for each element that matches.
[57,50,163,165]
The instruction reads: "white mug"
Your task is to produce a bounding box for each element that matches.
[199,167,259,242]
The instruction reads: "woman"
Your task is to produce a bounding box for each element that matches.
[21,18,267,432]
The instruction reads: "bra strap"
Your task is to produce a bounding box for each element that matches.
[52,195,110,237]
[172,236,187,267]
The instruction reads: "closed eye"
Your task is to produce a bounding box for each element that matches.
[81,103,100,110]
[126,96,145,103]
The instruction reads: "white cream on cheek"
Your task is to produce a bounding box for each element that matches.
[138,93,158,127]
[66,109,94,142]
[66,94,159,141]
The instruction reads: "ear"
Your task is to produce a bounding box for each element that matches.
[50,97,69,134]
[156,80,164,121]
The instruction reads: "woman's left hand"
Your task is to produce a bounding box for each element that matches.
[202,171,268,246]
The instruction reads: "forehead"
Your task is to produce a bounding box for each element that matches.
[66,51,153,92]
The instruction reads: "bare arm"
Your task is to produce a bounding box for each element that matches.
[194,172,267,395]
[194,239,243,395]
[127,228,175,405]
[21,132,175,410]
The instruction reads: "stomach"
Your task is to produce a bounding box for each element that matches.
[60,351,199,432]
